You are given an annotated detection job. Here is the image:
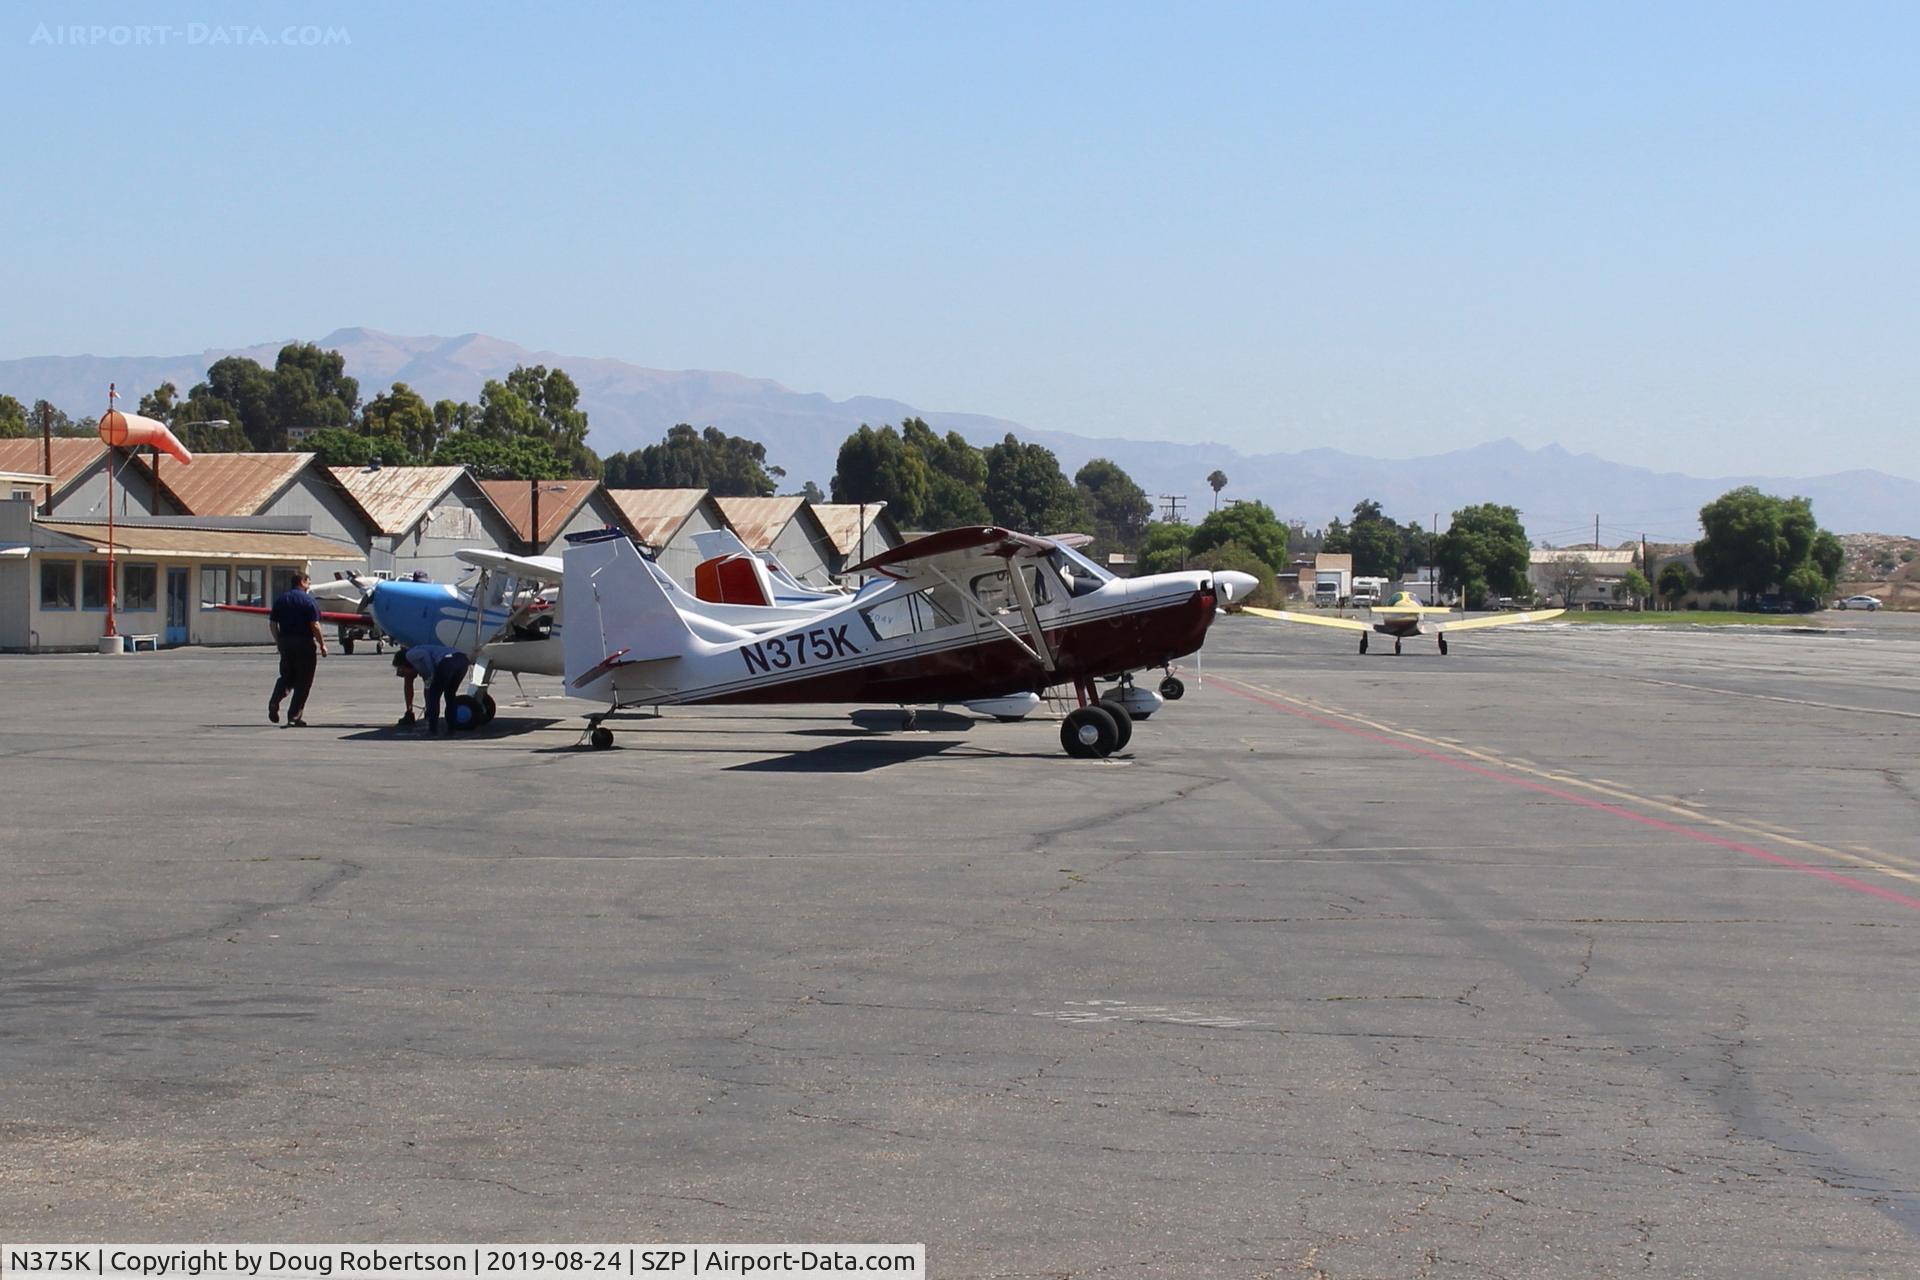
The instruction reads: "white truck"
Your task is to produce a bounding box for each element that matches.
[1350,576,1389,607]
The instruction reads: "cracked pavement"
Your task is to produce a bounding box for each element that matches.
[2,617,1918,1277]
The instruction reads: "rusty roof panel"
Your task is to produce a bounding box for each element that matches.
[0,438,107,496]
[160,452,312,516]
[810,503,894,557]
[479,479,600,544]
[713,496,805,551]
[328,465,465,535]
[38,520,363,561]
[605,488,708,547]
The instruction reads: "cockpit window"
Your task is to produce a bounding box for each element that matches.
[971,565,1052,613]
[1047,547,1111,598]
[860,588,961,641]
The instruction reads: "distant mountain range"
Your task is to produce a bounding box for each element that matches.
[5,326,1914,536]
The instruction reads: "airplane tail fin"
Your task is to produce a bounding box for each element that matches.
[563,534,698,692]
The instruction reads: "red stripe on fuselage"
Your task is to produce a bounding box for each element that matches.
[698,586,1217,706]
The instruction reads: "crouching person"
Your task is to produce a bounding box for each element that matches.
[393,644,473,735]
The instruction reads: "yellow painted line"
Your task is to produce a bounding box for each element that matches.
[1222,675,1920,886]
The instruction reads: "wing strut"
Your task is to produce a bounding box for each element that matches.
[923,563,1057,671]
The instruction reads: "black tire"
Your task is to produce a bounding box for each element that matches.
[340,633,355,656]
[1159,676,1185,700]
[1097,699,1134,751]
[589,726,615,750]
[1359,634,1369,654]
[1394,638,1402,655]
[1061,705,1120,758]
[448,693,483,732]
[478,691,498,725]
[1438,635,1449,656]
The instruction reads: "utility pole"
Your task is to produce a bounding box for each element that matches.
[39,400,53,515]
[1158,494,1186,525]
[529,477,540,554]
[1596,514,1601,549]
[1642,532,1650,609]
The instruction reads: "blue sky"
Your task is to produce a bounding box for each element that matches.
[4,1,1916,477]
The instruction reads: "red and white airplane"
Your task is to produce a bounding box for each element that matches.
[563,525,1235,757]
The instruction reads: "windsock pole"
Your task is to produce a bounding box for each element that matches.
[104,384,118,641]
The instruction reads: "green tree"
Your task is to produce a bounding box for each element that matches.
[799,479,826,503]
[1188,539,1281,609]
[1321,517,1350,554]
[0,394,26,438]
[1137,521,1194,575]
[1621,567,1652,609]
[1207,469,1228,509]
[304,427,412,468]
[608,424,780,495]
[901,418,990,527]
[1187,499,1289,571]
[137,382,178,422]
[1345,499,1400,577]
[361,382,440,461]
[1398,520,1435,574]
[1074,458,1153,556]
[432,432,566,480]
[1657,561,1696,608]
[982,434,1089,533]
[1696,487,1839,606]
[833,424,931,524]
[188,356,275,448]
[1436,504,1530,608]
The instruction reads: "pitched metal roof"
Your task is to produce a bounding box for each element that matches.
[327,465,466,535]
[0,438,107,498]
[159,452,312,516]
[810,502,892,557]
[713,496,806,551]
[606,488,709,547]
[36,520,363,561]
[479,479,600,545]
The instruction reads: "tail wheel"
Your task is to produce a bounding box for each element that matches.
[1061,705,1121,759]
[448,694,483,731]
[1158,676,1185,700]
[1097,699,1134,751]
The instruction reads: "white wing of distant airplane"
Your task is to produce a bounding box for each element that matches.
[1432,608,1564,631]
[456,547,565,583]
[1241,607,1370,630]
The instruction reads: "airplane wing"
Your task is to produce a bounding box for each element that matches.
[1432,608,1565,632]
[214,603,371,626]
[1240,607,1371,632]
[454,547,565,584]
[848,526,1059,582]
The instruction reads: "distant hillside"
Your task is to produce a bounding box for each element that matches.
[5,326,1916,536]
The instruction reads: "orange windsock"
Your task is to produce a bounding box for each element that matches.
[98,410,193,465]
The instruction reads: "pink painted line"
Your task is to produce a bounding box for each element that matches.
[1212,676,1920,914]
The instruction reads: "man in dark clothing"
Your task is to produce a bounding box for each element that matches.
[393,643,472,735]
[268,571,327,726]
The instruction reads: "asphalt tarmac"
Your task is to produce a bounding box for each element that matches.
[2,613,1918,1277]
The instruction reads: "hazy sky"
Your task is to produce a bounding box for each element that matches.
[5,1,1916,477]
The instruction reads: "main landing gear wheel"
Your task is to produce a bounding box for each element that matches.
[477,691,498,724]
[448,693,484,731]
[341,636,355,656]
[1097,699,1134,751]
[1061,705,1121,759]
[589,726,615,750]
[1359,634,1369,654]
[1158,676,1185,700]
[1393,638,1403,655]
[1438,635,1449,656]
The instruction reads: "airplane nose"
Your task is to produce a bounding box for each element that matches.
[1212,570,1260,603]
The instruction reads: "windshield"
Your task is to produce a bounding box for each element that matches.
[1048,546,1113,597]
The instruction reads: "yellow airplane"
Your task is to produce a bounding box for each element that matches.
[1243,591,1564,655]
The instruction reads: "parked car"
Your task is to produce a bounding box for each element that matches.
[1835,594,1883,611]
